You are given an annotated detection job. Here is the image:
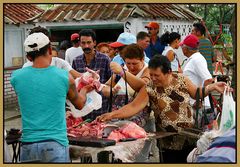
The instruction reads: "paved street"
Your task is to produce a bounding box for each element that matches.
[4,107,22,131]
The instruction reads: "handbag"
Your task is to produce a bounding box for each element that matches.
[194,87,217,130]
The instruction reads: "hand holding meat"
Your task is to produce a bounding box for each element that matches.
[77,69,103,92]
[80,84,94,94]
[97,112,114,122]
[85,67,100,80]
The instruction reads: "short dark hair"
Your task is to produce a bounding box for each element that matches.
[59,40,71,50]
[122,44,144,60]
[72,39,79,45]
[137,31,150,41]
[160,31,181,45]
[26,43,50,61]
[79,29,96,41]
[193,22,206,36]
[29,26,50,37]
[148,55,172,74]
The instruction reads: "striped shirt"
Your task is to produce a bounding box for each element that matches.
[199,37,214,75]
[72,51,112,120]
[197,128,236,163]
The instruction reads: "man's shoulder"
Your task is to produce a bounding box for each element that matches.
[96,52,111,61]
[112,54,121,61]
[67,47,82,52]
[199,37,212,44]
[112,54,123,64]
[73,54,84,61]
[12,67,27,76]
[191,52,206,61]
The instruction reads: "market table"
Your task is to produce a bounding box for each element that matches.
[5,132,21,163]
[69,132,178,163]
[5,130,195,163]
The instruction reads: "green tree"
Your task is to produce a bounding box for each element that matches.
[187,4,235,33]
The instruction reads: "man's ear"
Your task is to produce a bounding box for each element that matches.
[26,55,33,62]
[48,46,52,56]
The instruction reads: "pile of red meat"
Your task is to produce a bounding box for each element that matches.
[66,112,83,129]
[66,112,147,141]
[66,112,105,138]
[107,122,147,142]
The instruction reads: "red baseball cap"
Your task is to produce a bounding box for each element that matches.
[179,34,199,49]
[145,22,159,29]
[71,33,79,41]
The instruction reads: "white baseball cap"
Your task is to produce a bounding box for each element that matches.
[24,32,50,52]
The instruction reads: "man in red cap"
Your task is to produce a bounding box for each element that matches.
[65,33,83,66]
[180,34,213,128]
[145,21,166,59]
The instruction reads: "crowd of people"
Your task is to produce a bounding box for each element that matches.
[8,21,235,163]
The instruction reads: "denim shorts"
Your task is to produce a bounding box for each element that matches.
[20,140,70,163]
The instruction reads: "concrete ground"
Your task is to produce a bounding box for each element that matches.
[4,107,22,131]
[4,107,21,163]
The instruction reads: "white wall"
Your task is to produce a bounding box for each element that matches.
[124,18,194,64]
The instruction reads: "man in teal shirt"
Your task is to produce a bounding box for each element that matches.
[11,32,93,163]
[192,22,216,75]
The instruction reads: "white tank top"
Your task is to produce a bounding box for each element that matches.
[115,62,148,97]
[162,46,180,72]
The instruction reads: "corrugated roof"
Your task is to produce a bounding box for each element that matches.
[4,4,44,25]
[39,4,201,22]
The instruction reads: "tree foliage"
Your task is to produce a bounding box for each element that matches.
[187,4,235,33]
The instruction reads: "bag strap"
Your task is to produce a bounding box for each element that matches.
[108,73,113,113]
[108,69,129,113]
[175,53,182,69]
[208,93,215,113]
[195,87,200,127]
[202,86,209,127]
[202,86,205,111]
[123,69,129,105]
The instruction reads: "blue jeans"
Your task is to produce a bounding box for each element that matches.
[20,141,70,163]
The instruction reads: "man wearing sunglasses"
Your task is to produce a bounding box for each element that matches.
[145,22,166,59]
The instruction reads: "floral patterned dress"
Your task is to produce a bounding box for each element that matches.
[146,73,195,150]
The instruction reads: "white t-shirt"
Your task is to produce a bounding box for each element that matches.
[22,57,72,72]
[162,46,179,72]
[65,47,83,66]
[183,52,212,107]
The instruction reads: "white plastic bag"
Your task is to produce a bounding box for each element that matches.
[66,90,102,118]
[219,87,235,133]
[66,75,102,118]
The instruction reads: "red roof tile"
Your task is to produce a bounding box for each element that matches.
[38,4,201,22]
[4,4,44,25]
